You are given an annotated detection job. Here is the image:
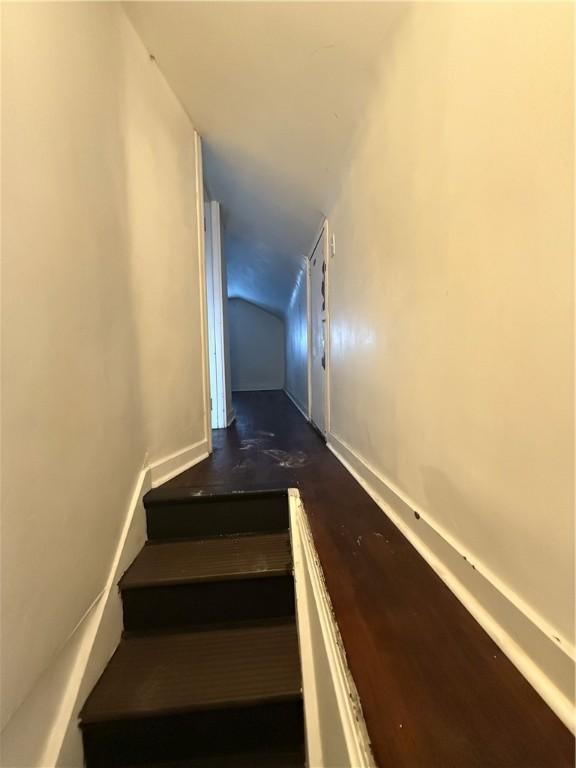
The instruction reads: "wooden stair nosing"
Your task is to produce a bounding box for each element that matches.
[80,622,302,725]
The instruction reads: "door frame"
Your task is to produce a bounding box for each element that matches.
[194,132,213,453]
[307,219,331,435]
[204,200,229,429]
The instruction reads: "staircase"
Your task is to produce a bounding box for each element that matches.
[80,488,305,768]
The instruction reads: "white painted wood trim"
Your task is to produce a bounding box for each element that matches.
[307,220,330,437]
[211,202,227,429]
[289,489,375,768]
[2,467,150,767]
[322,220,332,435]
[283,387,309,421]
[194,131,213,453]
[205,201,228,429]
[149,438,210,488]
[327,431,576,733]
[306,257,312,421]
[3,433,212,766]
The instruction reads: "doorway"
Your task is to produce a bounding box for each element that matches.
[308,222,329,435]
[205,200,233,429]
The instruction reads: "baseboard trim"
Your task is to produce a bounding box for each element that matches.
[3,437,212,767]
[149,438,210,487]
[2,467,150,767]
[327,431,575,732]
[283,388,309,421]
[289,489,374,767]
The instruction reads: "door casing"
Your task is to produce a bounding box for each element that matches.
[307,220,331,435]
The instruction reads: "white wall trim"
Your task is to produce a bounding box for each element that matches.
[327,431,576,733]
[307,220,331,436]
[289,489,375,768]
[306,243,313,421]
[1,467,150,767]
[283,387,309,421]
[205,201,229,430]
[149,438,210,488]
[2,437,212,766]
[323,220,332,436]
[194,131,213,454]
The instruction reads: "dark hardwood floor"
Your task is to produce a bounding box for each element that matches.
[163,390,574,768]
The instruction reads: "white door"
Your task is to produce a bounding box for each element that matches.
[205,201,232,429]
[309,225,327,434]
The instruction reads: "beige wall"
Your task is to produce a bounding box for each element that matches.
[327,2,574,712]
[1,0,206,750]
[229,299,285,392]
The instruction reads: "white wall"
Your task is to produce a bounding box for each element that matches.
[229,299,285,392]
[1,3,208,763]
[285,262,309,415]
[325,3,574,722]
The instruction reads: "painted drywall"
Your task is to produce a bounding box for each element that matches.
[326,3,574,714]
[229,299,285,392]
[124,2,404,315]
[1,3,207,762]
[285,261,309,415]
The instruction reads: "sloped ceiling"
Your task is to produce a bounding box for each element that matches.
[125,2,403,314]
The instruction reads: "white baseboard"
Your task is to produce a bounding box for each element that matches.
[149,438,210,487]
[1,467,150,768]
[2,438,211,767]
[289,489,375,768]
[327,431,575,733]
[226,408,235,427]
[283,388,309,421]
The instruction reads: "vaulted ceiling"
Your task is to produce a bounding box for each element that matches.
[125,2,402,315]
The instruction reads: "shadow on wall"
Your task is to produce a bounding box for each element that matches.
[228,298,285,392]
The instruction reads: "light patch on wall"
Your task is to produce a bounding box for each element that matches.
[331,319,377,353]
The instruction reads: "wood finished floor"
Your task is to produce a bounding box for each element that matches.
[165,391,574,768]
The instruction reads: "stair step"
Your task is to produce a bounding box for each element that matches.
[120,534,295,631]
[81,622,301,722]
[81,623,303,767]
[121,533,293,587]
[144,488,289,541]
[119,750,305,768]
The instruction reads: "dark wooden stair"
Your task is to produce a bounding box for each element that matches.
[80,489,305,768]
[120,533,295,631]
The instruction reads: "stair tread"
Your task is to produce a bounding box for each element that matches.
[121,533,292,589]
[119,749,304,767]
[80,622,301,724]
[144,487,288,507]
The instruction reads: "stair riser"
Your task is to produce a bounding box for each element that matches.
[122,577,296,632]
[146,497,289,541]
[81,699,304,768]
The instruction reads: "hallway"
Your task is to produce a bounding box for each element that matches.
[2,3,574,766]
[150,392,573,768]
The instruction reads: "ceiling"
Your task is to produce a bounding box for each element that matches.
[125,2,403,315]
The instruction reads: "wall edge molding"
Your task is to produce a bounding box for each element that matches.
[327,431,575,733]
[1,466,151,766]
[283,387,309,421]
[288,488,375,767]
[3,436,212,766]
[149,438,210,488]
